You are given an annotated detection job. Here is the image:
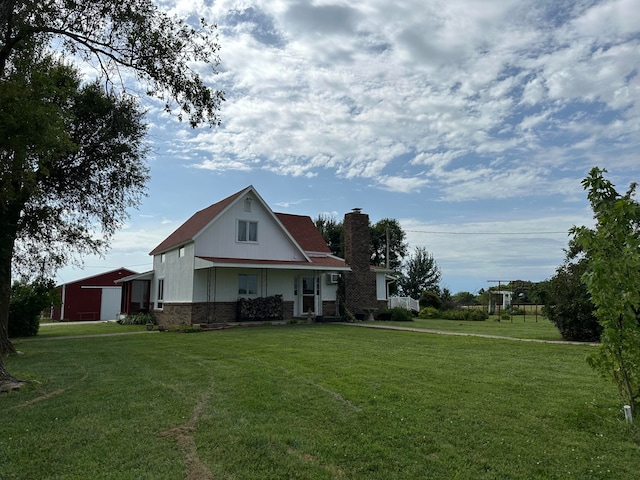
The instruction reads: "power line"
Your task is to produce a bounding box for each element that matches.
[405,230,567,235]
[70,262,151,269]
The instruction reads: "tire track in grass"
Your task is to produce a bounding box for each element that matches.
[248,357,356,476]
[7,365,90,411]
[159,381,215,480]
[250,357,362,412]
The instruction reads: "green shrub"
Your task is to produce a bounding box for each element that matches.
[419,290,442,310]
[439,309,488,322]
[501,313,511,321]
[377,307,414,322]
[9,278,58,337]
[542,260,601,342]
[418,307,440,319]
[343,307,356,323]
[118,312,155,325]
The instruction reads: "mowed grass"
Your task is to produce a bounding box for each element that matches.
[37,322,146,338]
[372,316,564,341]
[2,323,639,479]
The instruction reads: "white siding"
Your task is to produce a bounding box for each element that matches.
[376,272,388,300]
[152,243,195,304]
[193,192,306,262]
[324,281,339,301]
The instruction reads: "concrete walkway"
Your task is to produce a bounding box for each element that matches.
[338,322,600,346]
[40,320,119,327]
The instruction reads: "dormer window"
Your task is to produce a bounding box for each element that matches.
[237,220,258,242]
[244,197,252,212]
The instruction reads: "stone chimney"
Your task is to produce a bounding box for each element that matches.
[343,208,377,318]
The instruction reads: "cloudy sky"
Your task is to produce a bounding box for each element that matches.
[57,0,640,295]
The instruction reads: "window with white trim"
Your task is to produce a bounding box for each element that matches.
[157,278,164,309]
[238,274,258,296]
[178,246,185,258]
[237,220,258,242]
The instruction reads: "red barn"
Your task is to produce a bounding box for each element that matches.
[51,268,138,322]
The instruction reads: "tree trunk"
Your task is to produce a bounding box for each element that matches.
[0,237,16,356]
[0,236,25,391]
[0,232,23,391]
[0,208,17,355]
[0,196,22,390]
[0,357,25,391]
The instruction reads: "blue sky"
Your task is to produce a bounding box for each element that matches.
[57,0,640,295]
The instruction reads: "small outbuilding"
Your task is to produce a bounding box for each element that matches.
[51,268,137,322]
[488,290,513,314]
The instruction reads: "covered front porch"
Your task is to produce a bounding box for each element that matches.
[115,271,153,317]
[191,257,349,323]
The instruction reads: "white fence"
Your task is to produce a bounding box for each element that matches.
[388,296,419,312]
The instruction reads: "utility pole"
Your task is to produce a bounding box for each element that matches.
[386,227,390,269]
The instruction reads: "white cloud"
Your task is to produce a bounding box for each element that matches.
[69,0,639,293]
[572,0,640,37]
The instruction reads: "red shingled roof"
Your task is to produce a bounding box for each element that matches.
[149,188,246,255]
[275,213,331,253]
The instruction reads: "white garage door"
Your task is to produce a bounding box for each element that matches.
[100,287,122,320]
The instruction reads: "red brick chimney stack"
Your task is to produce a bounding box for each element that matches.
[343,208,377,318]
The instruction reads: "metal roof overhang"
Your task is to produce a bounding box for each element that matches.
[195,256,351,272]
[114,270,154,284]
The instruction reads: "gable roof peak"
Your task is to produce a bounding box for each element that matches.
[149,186,253,255]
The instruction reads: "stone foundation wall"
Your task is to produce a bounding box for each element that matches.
[209,302,240,323]
[152,304,191,326]
[154,300,296,325]
[283,301,294,320]
[322,300,337,317]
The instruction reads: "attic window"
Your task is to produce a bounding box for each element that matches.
[244,197,252,212]
[238,220,258,242]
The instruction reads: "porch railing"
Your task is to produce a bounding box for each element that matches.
[388,296,419,312]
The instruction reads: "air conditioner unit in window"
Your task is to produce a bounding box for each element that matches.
[327,273,341,284]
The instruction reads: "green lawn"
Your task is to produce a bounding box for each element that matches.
[37,322,146,338]
[369,316,564,341]
[2,323,639,479]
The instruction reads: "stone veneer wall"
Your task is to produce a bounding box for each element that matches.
[152,304,191,326]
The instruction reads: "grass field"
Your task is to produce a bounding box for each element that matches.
[2,321,639,479]
[368,316,564,341]
[37,322,147,337]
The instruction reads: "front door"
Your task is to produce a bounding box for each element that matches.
[302,276,315,314]
[296,275,321,316]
